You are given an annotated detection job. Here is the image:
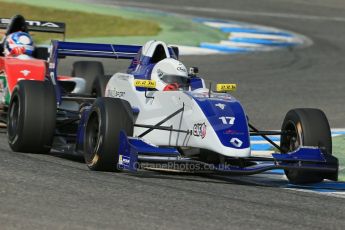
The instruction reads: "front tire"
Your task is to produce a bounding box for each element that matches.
[83,97,133,171]
[7,80,56,153]
[280,108,332,184]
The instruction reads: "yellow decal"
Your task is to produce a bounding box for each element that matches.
[134,79,156,88]
[216,84,237,92]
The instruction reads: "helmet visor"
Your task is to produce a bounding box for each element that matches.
[161,75,189,90]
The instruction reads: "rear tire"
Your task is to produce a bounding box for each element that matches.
[83,97,133,171]
[280,108,332,184]
[7,80,56,153]
[71,61,104,95]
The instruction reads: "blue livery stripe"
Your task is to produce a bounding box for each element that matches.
[195,18,304,54]
[230,37,296,47]
[266,169,285,174]
[200,43,251,53]
[287,182,345,191]
[332,131,345,135]
[189,93,251,149]
[250,136,280,142]
[251,143,273,151]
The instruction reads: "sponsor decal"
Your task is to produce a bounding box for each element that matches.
[119,155,123,164]
[123,157,130,165]
[118,155,130,165]
[215,103,225,110]
[0,19,61,28]
[219,116,235,125]
[134,79,156,88]
[20,69,30,77]
[230,137,243,147]
[0,19,11,24]
[107,88,125,98]
[193,123,207,139]
[216,83,237,92]
[223,129,244,135]
[27,20,59,28]
[177,67,186,72]
[177,62,187,73]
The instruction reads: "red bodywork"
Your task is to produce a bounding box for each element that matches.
[0,56,46,93]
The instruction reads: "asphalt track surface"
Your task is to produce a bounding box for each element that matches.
[1,1,345,229]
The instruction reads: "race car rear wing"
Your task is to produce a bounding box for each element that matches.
[0,17,66,39]
[51,40,179,60]
[54,41,141,59]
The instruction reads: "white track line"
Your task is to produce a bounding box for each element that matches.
[229,32,298,42]
[285,187,345,199]
[176,45,224,55]
[220,40,267,48]
[203,22,245,28]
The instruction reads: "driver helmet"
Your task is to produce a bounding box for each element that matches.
[4,31,34,57]
[151,58,189,91]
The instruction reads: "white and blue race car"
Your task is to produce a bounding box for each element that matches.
[7,40,338,185]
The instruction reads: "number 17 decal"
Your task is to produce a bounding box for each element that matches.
[219,116,235,125]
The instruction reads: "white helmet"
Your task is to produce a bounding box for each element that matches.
[151,58,189,91]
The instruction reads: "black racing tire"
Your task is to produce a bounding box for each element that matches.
[280,108,332,184]
[71,61,104,95]
[83,97,133,171]
[91,75,112,97]
[7,80,56,154]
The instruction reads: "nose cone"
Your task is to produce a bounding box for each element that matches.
[193,95,250,150]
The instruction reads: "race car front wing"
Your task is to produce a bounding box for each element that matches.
[117,131,338,181]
